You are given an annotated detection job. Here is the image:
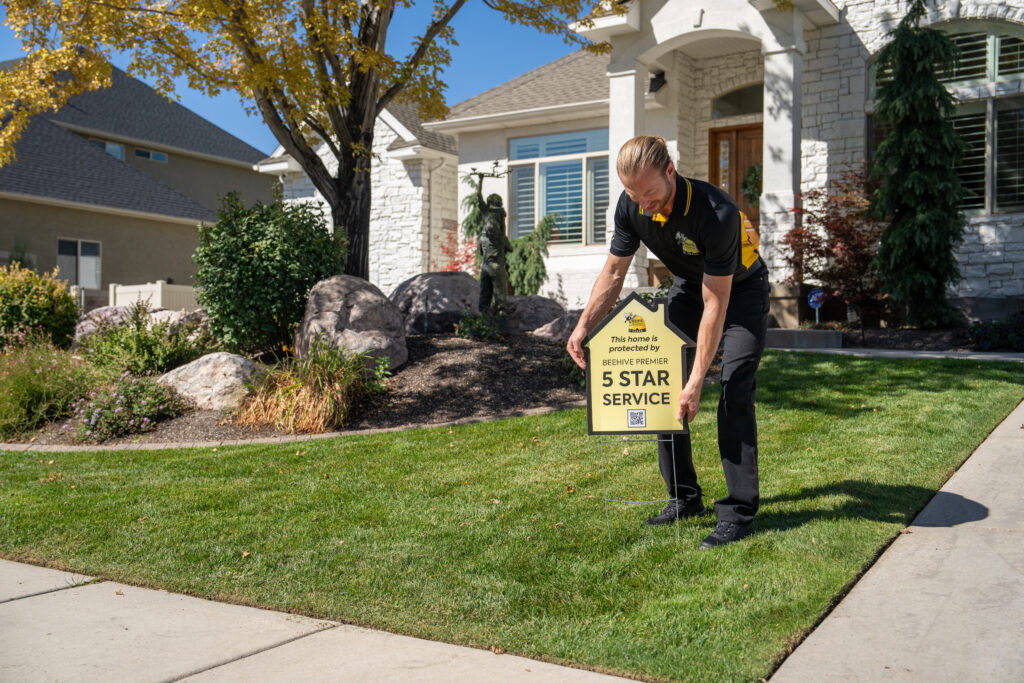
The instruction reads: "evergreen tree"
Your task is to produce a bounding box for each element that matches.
[508,214,556,296]
[870,0,965,328]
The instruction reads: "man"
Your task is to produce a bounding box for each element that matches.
[566,135,769,550]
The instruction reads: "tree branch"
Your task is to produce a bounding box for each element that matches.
[377,0,470,115]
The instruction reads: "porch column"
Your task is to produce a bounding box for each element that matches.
[760,46,803,277]
[606,61,647,227]
[606,61,649,287]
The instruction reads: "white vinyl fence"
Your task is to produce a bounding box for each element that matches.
[108,281,199,311]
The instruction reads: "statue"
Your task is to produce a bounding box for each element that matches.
[473,174,512,314]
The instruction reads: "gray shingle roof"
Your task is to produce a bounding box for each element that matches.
[447,50,610,120]
[384,100,457,155]
[44,65,267,163]
[0,117,215,222]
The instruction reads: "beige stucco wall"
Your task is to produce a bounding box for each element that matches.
[0,198,201,296]
[119,145,276,210]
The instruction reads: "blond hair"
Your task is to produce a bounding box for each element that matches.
[616,136,671,178]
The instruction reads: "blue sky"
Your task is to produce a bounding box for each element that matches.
[0,4,579,155]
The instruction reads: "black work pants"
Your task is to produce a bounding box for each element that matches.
[657,266,770,525]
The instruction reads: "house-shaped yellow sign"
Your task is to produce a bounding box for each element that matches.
[584,293,694,434]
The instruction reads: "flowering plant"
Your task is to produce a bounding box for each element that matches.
[65,373,190,442]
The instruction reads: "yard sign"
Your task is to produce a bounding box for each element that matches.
[584,293,694,435]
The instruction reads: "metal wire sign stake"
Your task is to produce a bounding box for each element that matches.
[583,293,695,542]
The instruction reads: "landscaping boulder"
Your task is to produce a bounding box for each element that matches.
[504,295,566,334]
[73,305,133,346]
[390,271,479,334]
[531,309,582,344]
[294,275,407,370]
[158,352,263,411]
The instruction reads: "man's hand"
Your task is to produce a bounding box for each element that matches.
[677,381,701,422]
[567,326,587,370]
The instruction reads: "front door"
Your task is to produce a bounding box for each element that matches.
[710,124,763,229]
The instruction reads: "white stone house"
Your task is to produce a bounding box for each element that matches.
[256,101,458,297]
[423,0,1024,321]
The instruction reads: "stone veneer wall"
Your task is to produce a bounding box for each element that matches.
[797,0,1024,312]
[280,117,457,298]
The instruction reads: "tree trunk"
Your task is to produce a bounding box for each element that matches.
[333,169,372,280]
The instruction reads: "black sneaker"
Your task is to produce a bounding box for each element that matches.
[645,498,707,525]
[699,520,753,549]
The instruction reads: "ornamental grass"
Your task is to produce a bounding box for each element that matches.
[234,341,388,433]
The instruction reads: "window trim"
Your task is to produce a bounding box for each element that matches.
[506,128,610,247]
[56,237,102,290]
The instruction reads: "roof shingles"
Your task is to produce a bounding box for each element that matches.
[0,118,215,222]
[446,50,610,121]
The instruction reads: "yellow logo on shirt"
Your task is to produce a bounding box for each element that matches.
[678,233,701,255]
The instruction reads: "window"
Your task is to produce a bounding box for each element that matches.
[89,139,125,161]
[507,129,609,245]
[870,22,1024,214]
[134,148,168,162]
[712,84,764,119]
[57,239,101,289]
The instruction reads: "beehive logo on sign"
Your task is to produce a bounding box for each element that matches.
[624,312,647,333]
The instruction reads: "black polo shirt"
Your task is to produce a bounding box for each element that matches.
[610,174,762,285]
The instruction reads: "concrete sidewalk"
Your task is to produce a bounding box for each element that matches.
[0,560,626,682]
[772,399,1024,682]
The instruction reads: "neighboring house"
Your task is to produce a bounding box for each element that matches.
[424,0,1024,321]
[257,101,458,297]
[0,61,276,309]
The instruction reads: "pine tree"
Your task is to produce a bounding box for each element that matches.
[508,214,556,295]
[870,0,965,328]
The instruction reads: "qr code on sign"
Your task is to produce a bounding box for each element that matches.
[627,409,646,428]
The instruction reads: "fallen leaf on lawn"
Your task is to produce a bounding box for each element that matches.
[420,531,427,537]
[490,499,500,505]
[622,447,630,456]
[743,584,749,590]
[241,550,251,558]
[137,517,149,522]
[491,645,505,654]
[899,528,912,535]
[585,495,595,499]
[48,459,54,464]
[338,540,345,545]
[323,473,330,479]
[566,485,575,493]
[552,522,565,528]
[811,537,817,545]
[531,436,540,443]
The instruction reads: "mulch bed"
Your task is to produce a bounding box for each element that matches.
[5,328,990,448]
[9,334,585,447]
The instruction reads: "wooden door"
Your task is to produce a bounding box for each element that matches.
[709,124,763,229]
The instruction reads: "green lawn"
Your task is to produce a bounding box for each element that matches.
[2,352,1022,682]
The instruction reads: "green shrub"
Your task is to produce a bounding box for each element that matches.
[0,332,111,437]
[0,263,78,348]
[78,300,218,375]
[508,214,555,296]
[454,308,503,341]
[65,374,190,442]
[969,312,1024,352]
[194,193,346,355]
[234,340,388,433]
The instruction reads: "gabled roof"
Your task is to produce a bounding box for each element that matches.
[383,100,457,156]
[446,50,610,121]
[2,60,266,164]
[0,117,215,222]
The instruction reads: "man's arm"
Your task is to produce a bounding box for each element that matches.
[676,273,731,421]
[566,253,634,369]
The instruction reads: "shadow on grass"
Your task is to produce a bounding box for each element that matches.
[757,479,988,533]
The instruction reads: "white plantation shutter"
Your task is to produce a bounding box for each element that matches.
[509,166,536,239]
[996,100,1024,211]
[541,160,583,244]
[950,107,987,211]
[588,157,609,244]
